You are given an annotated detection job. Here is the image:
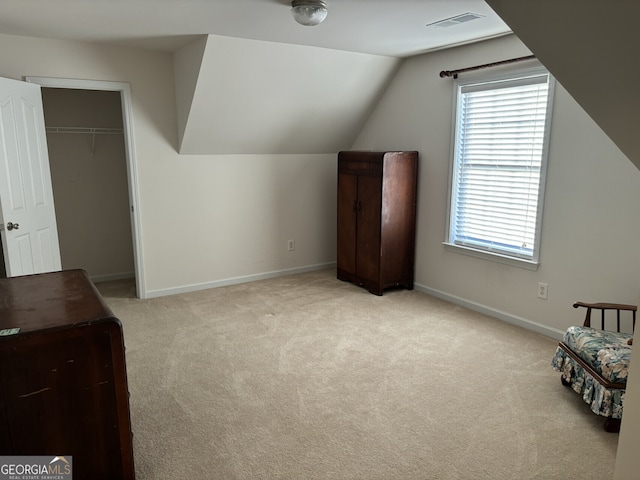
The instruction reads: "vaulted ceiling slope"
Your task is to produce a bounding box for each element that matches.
[174,35,401,155]
[486,0,640,171]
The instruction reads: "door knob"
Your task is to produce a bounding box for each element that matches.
[6,222,19,231]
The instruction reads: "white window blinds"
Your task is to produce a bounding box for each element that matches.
[449,71,553,262]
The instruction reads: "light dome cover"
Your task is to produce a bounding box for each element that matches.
[291,0,328,26]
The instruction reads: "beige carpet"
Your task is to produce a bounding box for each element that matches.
[97,269,618,479]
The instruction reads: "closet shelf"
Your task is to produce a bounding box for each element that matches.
[45,126,124,158]
[45,126,123,134]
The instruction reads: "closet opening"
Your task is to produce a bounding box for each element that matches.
[26,77,144,298]
[42,87,134,287]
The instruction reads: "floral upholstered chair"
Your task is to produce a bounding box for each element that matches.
[552,301,636,432]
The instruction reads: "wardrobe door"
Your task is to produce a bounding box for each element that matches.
[356,174,382,290]
[337,172,358,277]
[380,155,418,288]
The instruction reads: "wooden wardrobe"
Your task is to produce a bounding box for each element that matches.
[337,151,418,295]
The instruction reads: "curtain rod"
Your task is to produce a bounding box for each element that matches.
[439,54,536,79]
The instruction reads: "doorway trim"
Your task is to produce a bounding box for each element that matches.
[25,76,146,299]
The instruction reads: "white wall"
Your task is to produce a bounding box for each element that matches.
[353,34,640,337]
[141,153,336,296]
[615,297,640,477]
[175,35,400,155]
[0,33,337,296]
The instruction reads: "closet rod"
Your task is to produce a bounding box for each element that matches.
[439,54,536,79]
[45,126,123,134]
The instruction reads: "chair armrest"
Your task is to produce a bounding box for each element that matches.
[573,301,637,331]
[573,302,637,311]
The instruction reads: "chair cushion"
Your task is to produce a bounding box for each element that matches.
[563,326,633,384]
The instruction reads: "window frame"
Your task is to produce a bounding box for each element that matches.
[444,64,556,270]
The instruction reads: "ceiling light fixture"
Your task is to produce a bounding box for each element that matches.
[291,0,328,27]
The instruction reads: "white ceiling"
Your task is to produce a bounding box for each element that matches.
[0,0,511,58]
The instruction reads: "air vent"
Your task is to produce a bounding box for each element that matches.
[426,12,485,28]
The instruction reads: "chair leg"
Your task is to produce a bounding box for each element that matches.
[604,418,621,433]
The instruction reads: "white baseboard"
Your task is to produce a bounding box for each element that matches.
[90,271,135,284]
[414,282,565,341]
[145,262,337,299]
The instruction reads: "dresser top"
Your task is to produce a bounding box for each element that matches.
[0,269,115,335]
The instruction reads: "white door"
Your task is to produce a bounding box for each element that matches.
[0,76,61,276]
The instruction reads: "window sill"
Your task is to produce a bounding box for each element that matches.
[442,242,540,271]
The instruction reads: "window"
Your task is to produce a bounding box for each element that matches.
[446,66,555,267]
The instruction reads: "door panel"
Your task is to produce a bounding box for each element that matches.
[15,233,34,273]
[337,173,357,275]
[0,99,26,212]
[356,175,382,286]
[380,156,417,285]
[0,77,61,276]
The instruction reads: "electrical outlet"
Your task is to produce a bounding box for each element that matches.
[287,239,295,251]
[538,282,548,300]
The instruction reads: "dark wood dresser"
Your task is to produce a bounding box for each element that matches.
[337,151,418,295]
[0,270,135,480]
